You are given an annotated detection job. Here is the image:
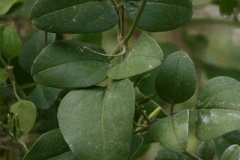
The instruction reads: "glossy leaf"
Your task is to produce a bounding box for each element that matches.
[31,40,111,89]
[124,0,192,32]
[155,51,197,104]
[108,33,163,79]
[221,145,240,160]
[30,0,118,33]
[155,148,190,160]
[198,141,215,160]
[196,109,240,141]
[0,0,21,15]
[196,77,240,141]
[58,79,135,160]
[150,110,189,152]
[0,68,8,84]
[29,85,62,109]
[0,23,22,59]
[129,135,144,160]
[10,100,37,133]
[23,129,76,160]
[19,30,56,74]
[197,76,240,110]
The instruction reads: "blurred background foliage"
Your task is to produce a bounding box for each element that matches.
[1,0,240,159]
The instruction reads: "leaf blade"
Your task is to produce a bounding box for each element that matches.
[30,0,118,33]
[10,100,37,133]
[58,79,135,160]
[23,129,74,160]
[150,110,189,152]
[124,0,192,32]
[31,40,111,89]
[108,33,163,79]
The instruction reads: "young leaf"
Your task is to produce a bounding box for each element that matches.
[19,30,56,74]
[0,23,22,59]
[57,79,135,160]
[0,68,8,84]
[150,110,189,152]
[108,33,163,79]
[155,148,190,160]
[155,51,197,105]
[195,77,240,141]
[30,0,118,33]
[31,40,111,89]
[23,129,76,160]
[124,0,192,32]
[198,141,215,160]
[221,145,240,160]
[29,85,62,109]
[10,100,37,133]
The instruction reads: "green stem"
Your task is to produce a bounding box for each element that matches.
[110,0,118,9]
[0,53,7,67]
[184,151,202,160]
[17,138,29,153]
[123,0,147,44]
[20,82,38,90]
[148,107,161,120]
[111,0,147,55]
[119,6,125,41]
[6,66,21,101]
[139,109,151,124]
[188,18,240,27]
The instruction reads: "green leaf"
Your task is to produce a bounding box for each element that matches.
[198,141,215,160]
[0,0,22,15]
[214,130,240,157]
[58,79,135,160]
[30,0,118,33]
[0,23,22,59]
[23,129,76,160]
[129,135,144,160]
[197,76,240,110]
[124,0,192,32]
[0,68,8,84]
[29,85,62,109]
[195,77,240,141]
[48,152,77,160]
[155,51,197,104]
[219,0,236,15]
[72,32,102,46]
[19,30,56,74]
[31,40,111,89]
[10,100,37,133]
[150,110,189,152]
[196,109,240,141]
[138,42,178,96]
[154,148,190,160]
[221,145,240,160]
[108,33,163,79]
